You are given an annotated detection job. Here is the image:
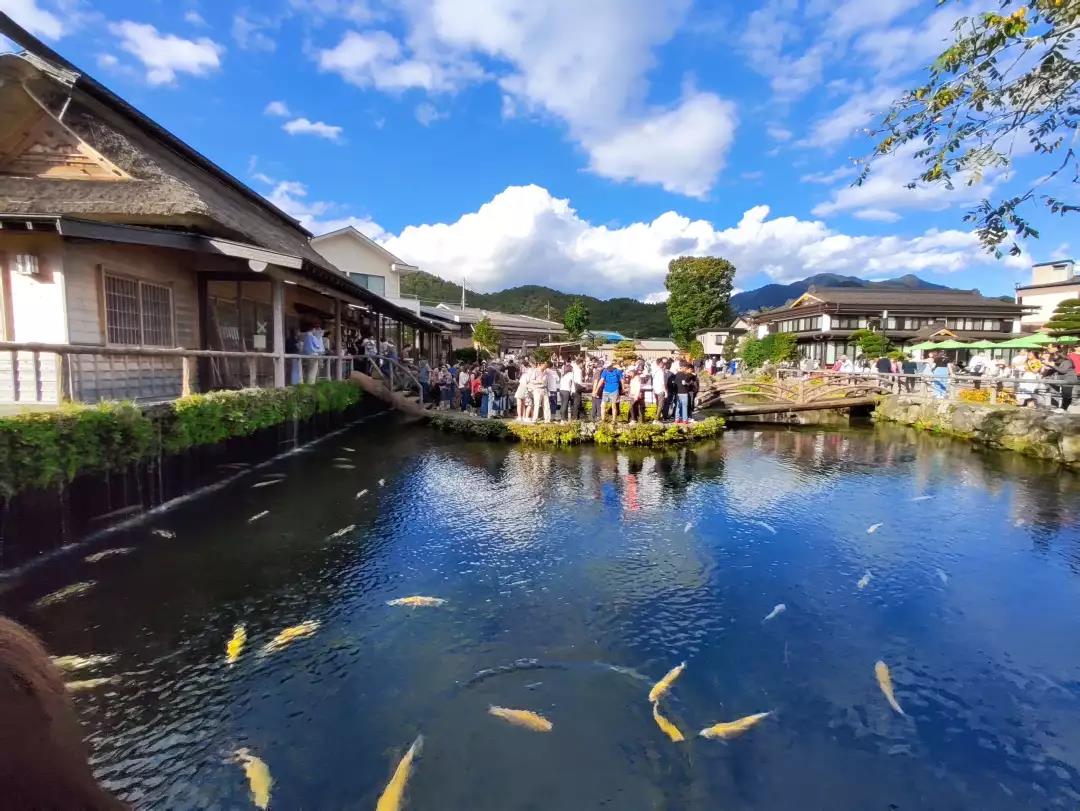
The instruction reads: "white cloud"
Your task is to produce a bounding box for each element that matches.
[414,102,447,126]
[811,142,997,222]
[799,84,901,148]
[232,11,277,52]
[314,0,738,197]
[282,117,344,141]
[184,10,207,27]
[741,171,764,181]
[96,52,118,69]
[584,93,737,198]
[373,183,1020,297]
[852,2,978,77]
[262,178,385,237]
[767,125,793,142]
[264,100,291,117]
[643,291,669,304]
[109,21,223,85]
[289,0,375,23]
[0,0,64,39]
[800,165,856,185]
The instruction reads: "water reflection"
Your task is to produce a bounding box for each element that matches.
[1,420,1078,809]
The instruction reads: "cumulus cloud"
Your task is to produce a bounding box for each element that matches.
[799,84,901,149]
[264,100,291,117]
[109,21,223,85]
[282,117,344,141]
[0,0,64,39]
[184,10,207,27]
[263,178,384,236]
[312,0,737,197]
[372,184,1020,298]
[414,101,447,126]
[232,11,277,52]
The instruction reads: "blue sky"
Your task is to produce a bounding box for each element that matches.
[1,0,1071,300]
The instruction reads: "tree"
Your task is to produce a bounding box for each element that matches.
[864,1,1080,256]
[851,328,892,359]
[613,340,638,364]
[738,333,798,369]
[687,339,705,360]
[471,317,500,358]
[721,333,740,363]
[665,256,736,348]
[563,299,591,338]
[1046,297,1080,335]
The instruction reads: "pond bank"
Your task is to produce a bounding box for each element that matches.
[875,394,1080,470]
[426,411,725,446]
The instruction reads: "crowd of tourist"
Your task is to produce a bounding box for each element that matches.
[418,354,702,424]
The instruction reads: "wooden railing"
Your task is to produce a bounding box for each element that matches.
[0,342,422,406]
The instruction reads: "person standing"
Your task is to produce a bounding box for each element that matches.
[673,361,695,423]
[570,356,585,420]
[627,368,645,424]
[598,360,624,423]
[530,360,552,422]
[653,359,669,422]
[515,360,533,421]
[558,363,574,421]
[302,323,325,383]
[544,360,560,418]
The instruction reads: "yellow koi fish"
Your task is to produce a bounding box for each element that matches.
[34,581,96,609]
[651,701,684,742]
[259,620,320,655]
[647,662,686,703]
[875,660,905,715]
[65,677,117,692]
[235,748,272,810]
[488,705,553,732]
[387,596,447,608]
[376,734,424,811]
[52,654,118,672]
[84,547,135,564]
[857,571,872,590]
[699,711,772,740]
[226,624,247,665]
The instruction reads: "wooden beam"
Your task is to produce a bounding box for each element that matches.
[272,277,285,387]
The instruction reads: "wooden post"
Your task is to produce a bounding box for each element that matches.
[334,298,344,380]
[247,356,257,388]
[181,355,194,396]
[272,278,286,387]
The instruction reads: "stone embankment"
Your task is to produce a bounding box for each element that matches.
[875,395,1080,470]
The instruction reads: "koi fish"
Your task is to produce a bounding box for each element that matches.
[226,624,247,665]
[875,660,905,715]
[762,604,786,623]
[387,596,447,608]
[326,524,356,540]
[699,711,772,740]
[332,457,351,463]
[683,522,693,533]
[754,521,778,535]
[867,523,883,534]
[378,478,386,487]
[376,734,423,811]
[235,748,272,810]
[936,568,949,585]
[648,662,686,703]
[84,547,135,564]
[342,446,356,452]
[488,705,553,732]
[857,571,872,590]
[911,495,932,502]
[34,581,96,608]
[252,480,281,489]
[151,529,176,539]
[651,701,685,742]
[248,511,270,524]
[356,489,369,499]
[65,677,117,692]
[52,654,118,672]
[260,620,320,655]
[334,464,357,470]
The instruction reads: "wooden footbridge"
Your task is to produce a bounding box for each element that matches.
[697,374,887,418]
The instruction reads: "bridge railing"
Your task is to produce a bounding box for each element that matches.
[769,368,1071,409]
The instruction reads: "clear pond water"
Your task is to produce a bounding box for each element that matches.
[3,420,1080,810]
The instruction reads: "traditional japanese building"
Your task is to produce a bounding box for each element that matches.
[0,18,444,405]
[749,286,1025,365]
[418,303,565,353]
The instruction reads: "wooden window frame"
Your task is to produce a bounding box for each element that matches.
[101,268,176,348]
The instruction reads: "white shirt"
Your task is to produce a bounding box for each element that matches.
[458,371,469,388]
[571,362,584,386]
[559,371,574,392]
[544,368,559,392]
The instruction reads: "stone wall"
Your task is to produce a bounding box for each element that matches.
[875,395,1080,470]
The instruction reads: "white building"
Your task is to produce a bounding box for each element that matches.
[311,227,421,313]
[1015,259,1080,329]
[696,317,752,355]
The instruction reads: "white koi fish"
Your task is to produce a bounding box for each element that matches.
[334,464,357,470]
[867,523,883,534]
[342,446,356,452]
[251,480,281,489]
[387,596,446,607]
[248,511,269,524]
[326,524,356,540]
[762,604,786,623]
[52,654,118,672]
[84,547,135,564]
[911,495,933,502]
[857,571,872,590]
[683,522,693,533]
[936,568,949,585]
[356,489,369,499]
[151,529,176,539]
[754,521,778,535]
[34,581,96,608]
[378,478,386,487]
[65,677,118,692]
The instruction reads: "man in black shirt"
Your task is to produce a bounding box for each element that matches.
[673,362,695,423]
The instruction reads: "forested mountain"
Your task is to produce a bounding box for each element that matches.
[402,270,963,337]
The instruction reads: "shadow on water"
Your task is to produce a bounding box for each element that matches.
[2,418,1080,809]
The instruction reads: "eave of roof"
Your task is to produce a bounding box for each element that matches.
[1016,278,1080,292]
[312,225,417,270]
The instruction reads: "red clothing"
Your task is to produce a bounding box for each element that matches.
[1069,352,1080,374]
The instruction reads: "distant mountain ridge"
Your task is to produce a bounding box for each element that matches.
[401,270,962,337]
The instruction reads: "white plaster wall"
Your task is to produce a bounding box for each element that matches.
[312,233,403,299]
[1019,288,1079,326]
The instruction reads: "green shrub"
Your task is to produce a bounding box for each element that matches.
[0,381,363,495]
[426,413,725,447]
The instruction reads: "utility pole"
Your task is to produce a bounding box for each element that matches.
[461,277,466,309]
[544,301,554,321]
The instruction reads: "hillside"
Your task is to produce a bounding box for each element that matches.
[403,270,963,336]
[402,271,671,337]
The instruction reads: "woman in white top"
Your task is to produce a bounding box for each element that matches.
[557,365,575,421]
